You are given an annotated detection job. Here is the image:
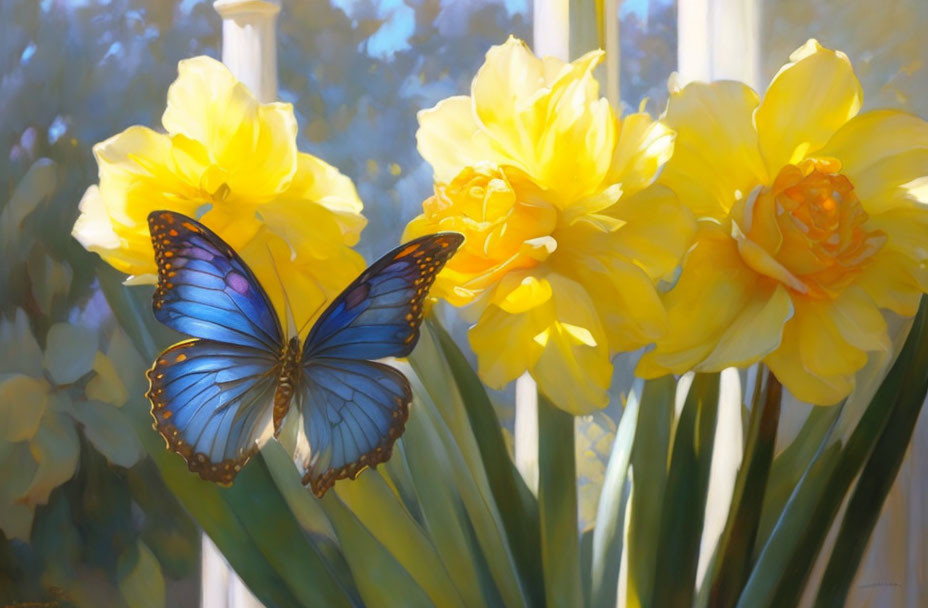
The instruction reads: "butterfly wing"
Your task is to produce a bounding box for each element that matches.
[147,210,286,483]
[147,339,278,483]
[295,359,411,497]
[302,232,464,361]
[297,233,463,495]
[148,210,283,351]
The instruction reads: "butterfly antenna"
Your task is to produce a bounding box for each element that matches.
[297,273,329,337]
[265,243,299,340]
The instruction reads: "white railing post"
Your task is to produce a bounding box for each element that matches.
[213,0,281,102]
[201,3,281,607]
[676,0,760,593]
[677,0,761,91]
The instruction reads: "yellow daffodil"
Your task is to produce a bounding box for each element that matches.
[73,56,366,332]
[406,37,695,414]
[638,40,928,405]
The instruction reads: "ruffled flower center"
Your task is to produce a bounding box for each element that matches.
[735,158,886,299]
[417,163,558,304]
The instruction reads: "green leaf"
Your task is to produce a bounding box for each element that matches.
[739,299,928,607]
[70,400,144,468]
[118,542,165,608]
[651,373,720,608]
[0,374,49,441]
[816,304,928,606]
[23,408,80,507]
[537,393,583,607]
[0,309,44,376]
[320,477,434,608]
[706,368,781,608]
[625,375,676,607]
[423,319,543,606]
[589,378,641,608]
[334,466,466,608]
[0,158,56,253]
[401,396,487,607]
[403,382,527,608]
[43,323,96,385]
[97,266,357,608]
[757,404,840,547]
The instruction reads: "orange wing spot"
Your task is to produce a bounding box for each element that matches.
[160,213,175,223]
[396,244,420,257]
[161,410,173,419]
[168,229,178,237]
[175,353,187,362]
[181,222,202,233]
[164,251,174,258]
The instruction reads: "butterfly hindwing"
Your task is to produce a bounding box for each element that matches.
[302,232,464,361]
[296,358,411,497]
[147,339,278,483]
[148,210,283,351]
[297,233,463,494]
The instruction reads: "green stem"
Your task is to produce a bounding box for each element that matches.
[651,372,720,608]
[537,392,583,607]
[707,367,781,607]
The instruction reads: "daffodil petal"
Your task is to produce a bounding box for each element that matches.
[163,56,240,141]
[469,302,550,389]
[471,37,548,167]
[816,109,928,183]
[416,97,506,183]
[795,297,868,377]
[533,275,611,414]
[699,284,793,371]
[765,319,853,406]
[659,80,767,219]
[162,56,297,203]
[637,224,786,376]
[608,183,696,280]
[606,112,675,195]
[856,249,928,317]
[756,39,862,172]
[830,286,890,353]
[285,153,366,242]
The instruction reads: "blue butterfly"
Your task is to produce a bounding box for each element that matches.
[145,210,463,496]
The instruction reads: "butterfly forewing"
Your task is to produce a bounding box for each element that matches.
[302,232,464,361]
[149,211,283,350]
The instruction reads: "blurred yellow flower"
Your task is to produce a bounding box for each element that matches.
[638,40,928,405]
[406,37,694,414]
[72,56,366,332]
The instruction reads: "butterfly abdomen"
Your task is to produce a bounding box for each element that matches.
[273,336,302,434]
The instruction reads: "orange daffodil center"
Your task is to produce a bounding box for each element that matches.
[639,39,928,405]
[734,159,886,300]
[73,56,366,336]
[406,37,694,414]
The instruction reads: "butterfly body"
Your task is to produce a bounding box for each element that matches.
[144,210,462,496]
[273,336,302,434]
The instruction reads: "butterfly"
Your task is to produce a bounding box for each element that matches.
[144,210,463,497]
